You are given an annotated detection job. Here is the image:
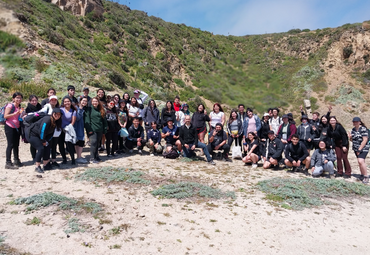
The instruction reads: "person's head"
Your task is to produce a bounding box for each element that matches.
[320,115,328,125]
[247,108,253,118]
[263,113,270,122]
[312,112,320,121]
[197,104,205,113]
[47,88,56,97]
[131,97,138,107]
[301,115,308,124]
[97,89,105,99]
[106,95,112,101]
[51,108,62,130]
[282,114,289,124]
[151,121,158,130]
[133,117,140,126]
[52,108,62,120]
[119,99,127,111]
[113,94,120,104]
[166,101,174,111]
[181,103,189,113]
[272,108,279,117]
[123,92,130,101]
[184,115,191,125]
[12,92,23,105]
[248,132,257,141]
[148,99,156,108]
[267,108,273,116]
[291,134,299,145]
[133,89,140,99]
[174,96,180,105]
[49,95,58,108]
[167,119,174,128]
[352,117,365,128]
[67,85,75,96]
[91,97,100,108]
[267,130,275,140]
[215,123,223,133]
[238,104,245,113]
[83,87,89,96]
[213,103,223,113]
[318,140,327,150]
[62,97,72,109]
[80,96,88,108]
[29,95,38,106]
[229,109,238,121]
[329,116,338,126]
[107,99,115,109]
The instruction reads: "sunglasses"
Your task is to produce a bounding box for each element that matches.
[109,102,115,105]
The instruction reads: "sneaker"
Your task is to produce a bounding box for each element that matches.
[107,155,112,158]
[343,174,351,179]
[96,157,102,162]
[111,154,117,157]
[290,166,297,172]
[138,150,142,155]
[51,161,60,168]
[150,153,154,156]
[35,166,44,173]
[98,146,105,152]
[61,159,67,165]
[43,163,52,171]
[71,159,76,165]
[13,160,24,167]
[251,164,258,169]
[5,162,18,170]
[358,175,365,181]
[222,157,232,162]
[76,158,88,164]
[335,173,343,178]
[362,177,369,184]
[129,150,133,154]
[208,160,216,165]
[273,165,279,170]
[90,159,99,164]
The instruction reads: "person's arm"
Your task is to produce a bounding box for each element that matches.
[128,106,136,118]
[178,127,185,145]
[255,116,261,132]
[204,113,210,122]
[84,108,93,134]
[156,131,162,144]
[142,107,148,124]
[339,125,349,147]
[140,127,145,140]
[209,129,217,143]
[102,115,108,134]
[193,127,198,147]
[357,128,368,152]
[288,124,297,141]
[70,112,77,126]
[243,119,247,138]
[39,117,51,143]
[139,90,148,103]
[4,104,18,119]
[155,109,160,126]
[76,108,84,122]
[248,143,258,155]
[272,139,284,159]
[276,124,282,139]
[300,105,305,116]
[327,150,337,162]
[128,127,137,142]
[161,127,168,138]
[284,145,294,162]
[221,113,225,126]
[237,119,243,136]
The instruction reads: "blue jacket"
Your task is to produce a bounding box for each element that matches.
[74,108,85,141]
[243,114,261,136]
[147,128,161,144]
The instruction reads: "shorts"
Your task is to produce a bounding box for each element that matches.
[355,151,368,159]
[76,140,85,147]
[196,126,206,135]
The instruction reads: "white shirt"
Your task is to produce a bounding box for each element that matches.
[175,111,185,127]
[210,111,224,127]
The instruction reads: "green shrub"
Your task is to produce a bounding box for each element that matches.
[64,218,85,234]
[363,69,370,79]
[343,45,353,59]
[151,182,236,199]
[11,81,49,99]
[108,72,126,88]
[35,59,49,73]
[156,52,165,60]
[0,31,24,51]
[173,78,185,88]
[0,78,16,90]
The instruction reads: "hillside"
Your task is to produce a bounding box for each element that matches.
[1,0,370,121]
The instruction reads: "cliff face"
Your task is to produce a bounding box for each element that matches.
[51,0,104,16]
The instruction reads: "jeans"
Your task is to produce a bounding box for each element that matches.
[89,131,103,160]
[183,142,212,162]
[58,130,75,161]
[51,137,58,160]
[312,161,334,176]
[5,124,20,163]
[126,139,146,150]
[334,146,351,175]
[106,131,118,155]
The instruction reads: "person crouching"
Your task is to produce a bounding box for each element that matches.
[207,123,231,161]
[262,130,284,169]
[284,134,310,173]
[311,140,336,178]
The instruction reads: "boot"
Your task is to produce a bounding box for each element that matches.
[13,159,24,167]
[5,162,18,170]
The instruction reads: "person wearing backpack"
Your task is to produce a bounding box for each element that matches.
[284,134,310,172]
[28,108,62,173]
[3,92,23,169]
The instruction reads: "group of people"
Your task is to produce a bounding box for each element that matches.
[2,87,369,184]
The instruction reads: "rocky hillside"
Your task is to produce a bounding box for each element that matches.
[1,0,370,122]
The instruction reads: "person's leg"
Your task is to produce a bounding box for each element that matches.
[138,140,146,150]
[95,132,103,159]
[206,144,214,158]
[58,131,67,161]
[89,132,98,160]
[243,155,252,163]
[250,153,259,164]
[358,157,367,176]
[101,134,106,149]
[4,125,14,164]
[111,132,118,155]
[105,132,112,156]
[30,144,36,161]
[125,140,134,150]
[199,131,205,143]
[323,161,334,175]
[334,146,343,175]
[51,137,58,162]
[118,136,123,151]
[147,139,154,154]
[66,141,75,162]
[13,128,21,162]
[29,136,44,165]
[303,157,311,169]
[263,160,272,169]
[197,142,212,162]
[156,144,163,154]
[75,145,83,159]
[175,140,182,152]
[182,145,191,158]
[227,136,233,147]
[42,143,50,167]
[312,165,324,176]
[285,159,293,167]
[221,144,230,158]
[342,148,352,176]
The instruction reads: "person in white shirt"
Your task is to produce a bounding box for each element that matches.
[269,107,282,134]
[209,103,225,132]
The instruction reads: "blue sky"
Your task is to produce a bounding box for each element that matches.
[115,0,370,36]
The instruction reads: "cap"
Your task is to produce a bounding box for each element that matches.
[83,87,89,91]
[282,114,288,119]
[267,130,275,135]
[263,113,270,117]
[301,115,308,121]
[166,118,174,123]
[67,85,75,91]
[119,99,125,104]
[52,108,61,114]
[134,90,140,94]
[49,95,58,100]
[352,117,361,122]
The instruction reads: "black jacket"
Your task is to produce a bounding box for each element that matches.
[284,141,309,162]
[29,116,55,143]
[260,120,270,140]
[25,103,42,114]
[179,124,198,147]
[128,124,144,142]
[143,107,160,128]
[161,108,176,126]
[264,137,284,159]
[191,111,210,129]
[328,123,348,147]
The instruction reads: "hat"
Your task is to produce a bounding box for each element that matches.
[134,90,140,94]
[282,114,288,119]
[352,117,361,122]
[52,108,61,114]
[67,85,75,91]
[119,99,125,104]
[263,113,270,117]
[83,87,89,91]
[49,95,58,100]
[267,130,275,135]
[300,115,308,121]
[166,118,174,123]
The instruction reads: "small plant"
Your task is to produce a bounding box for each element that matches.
[0,235,5,244]
[151,182,236,199]
[64,218,85,234]
[25,217,41,225]
[110,226,122,235]
[35,59,49,73]
[110,244,121,249]
[10,81,49,99]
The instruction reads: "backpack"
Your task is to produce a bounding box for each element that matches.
[0,103,15,125]
[163,147,179,159]
[23,112,47,128]
[368,129,370,145]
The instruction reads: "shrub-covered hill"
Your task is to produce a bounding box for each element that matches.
[1,0,369,114]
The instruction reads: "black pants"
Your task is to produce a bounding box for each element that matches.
[30,144,36,159]
[28,136,49,163]
[51,137,58,160]
[106,131,118,155]
[5,125,20,163]
[58,131,75,161]
[207,144,230,157]
[89,131,103,160]
[227,136,242,147]
[126,139,146,150]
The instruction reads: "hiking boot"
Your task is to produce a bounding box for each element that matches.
[343,174,351,179]
[35,166,44,173]
[5,162,18,170]
[208,160,216,165]
[362,176,369,184]
[51,161,60,168]
[61,159,67,165]
[43,163,52,171]
[335,173,343,178]
[13,159,24,167]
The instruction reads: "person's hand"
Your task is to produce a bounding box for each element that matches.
[312,125,316,131]
[204,109,207,115]
[328,105,332,111]
[343,147,347,153]
[297,160,301,166]
[282,139,287,144]
[42,142,46,146]
[262,157,266,161]
[173,135,179,139]
[136,112,139,116]
[307,138,311,142]
[292,160,297,166]
[89,131,93,134]
[185,144,189,149]
[215,145,220,150]
[300,105,303,111]
[311,167,315,171]
[236,134,239,138]
[191,145,195,150]
[150,141,154,146]
[212,130,217,136]
[137,141,142,147]
[154,143,158,149]
[254,131,257,135]
[324,160,328,164]
[347,132,352,139]
[166,132,170,136]
[356,151,360,156]
[137,138,141,142]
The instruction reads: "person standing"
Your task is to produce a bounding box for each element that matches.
[269,108,282,135]
[74,96,88,164]
[41,88,56,107]
[25,95,42,163]
[227,109,243,147]
[260,113,271,142]
[243,108,261,141]
[133,89,148,117]
[161,101,176,127]
[63,85,78,106]
[191,104,210,144]
[117,99,128,153]
[105,99,120,157]
[143,99,160,132]
[173,96,181,111]
[237,104,246,123]
[348,117,369,184]
[59,97,77,165]
[4,92,23,169]
[297,115,314,154]
[78,87,91,103]
[328,116,351,178]
[209,103,225,132]
[277,114,297,145]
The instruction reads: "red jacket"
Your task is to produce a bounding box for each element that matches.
[277,123,297,142]
[174,103,181,112]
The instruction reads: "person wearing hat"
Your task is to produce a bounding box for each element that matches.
[28,108,62,173]
[181,103,191,116]
[260,113,271,142]
[133,89,148,116]
[207,122,230,161]
[126,117,146,154]
[297,115,315,153]
[63,85,78,106]
[284,134,310,172]
[348,117,369,184]
[262,130,284,169]
[161,118,182,153]
[78,87,91,103]
[277,114,297,144]
[269,107,282,135]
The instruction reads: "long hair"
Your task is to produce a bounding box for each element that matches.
[213,103,223,112]
[228,109,238,124]
[148,99,157,115]
[165,101,175,112]
[50,114,62,131]
[106,99,117,113]
[61,97,77,112]
[113,94,121,102]
[97,88,106,103]
[329,116,342,127]
[247,132,260,142]
[92,97,105,118]
[122,92,130,103]
[130,97,140,108]
[29,94,38,102]
[197,103,205,114]
[119,101,128,116]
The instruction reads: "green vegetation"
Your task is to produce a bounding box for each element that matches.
[0,31,24,51]
[151,182,236,199]
[25,216,41,225]
[75,167,150,184]
[0,235,4,244]
[64,218,85,234]
[257,178,370,210]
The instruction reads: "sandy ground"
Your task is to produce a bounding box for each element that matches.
[0,135,370,255]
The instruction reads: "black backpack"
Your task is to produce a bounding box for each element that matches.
[163,147,180,159]
[22,112,48,143]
